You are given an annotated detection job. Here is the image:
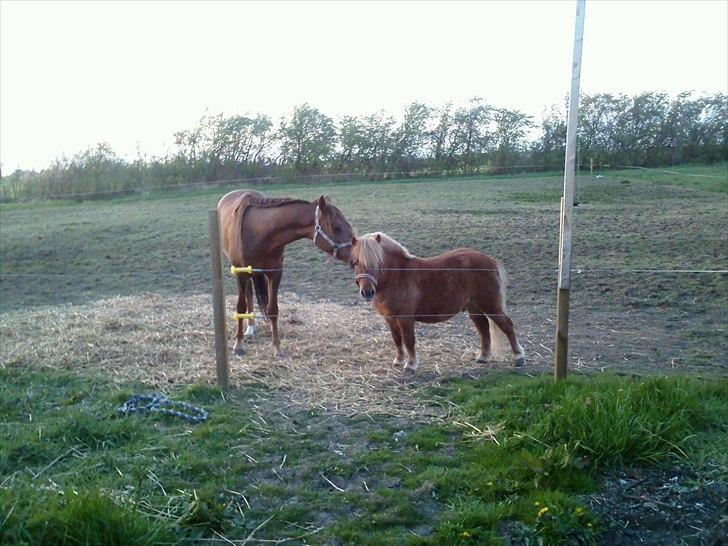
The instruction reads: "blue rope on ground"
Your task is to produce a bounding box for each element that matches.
[117,393,209,424]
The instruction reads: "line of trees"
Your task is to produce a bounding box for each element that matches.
[1,91,725,200]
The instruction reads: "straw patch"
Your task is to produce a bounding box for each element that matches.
[0,293,544,419]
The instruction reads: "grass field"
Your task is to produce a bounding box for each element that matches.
[1,165,727,544]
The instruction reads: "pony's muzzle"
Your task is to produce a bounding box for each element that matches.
[355,272,378,301]
[360,287,376,301]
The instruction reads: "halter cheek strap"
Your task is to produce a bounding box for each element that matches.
[355,273,378,287]
[314,205,352,259]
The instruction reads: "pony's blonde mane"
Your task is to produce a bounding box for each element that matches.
[354,232,414,269]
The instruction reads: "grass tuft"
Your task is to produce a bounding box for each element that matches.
[1,490,177,546]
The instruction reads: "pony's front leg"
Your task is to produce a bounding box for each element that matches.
[266,272,285,358]
[397,319,419,373]
[385,318,405,365]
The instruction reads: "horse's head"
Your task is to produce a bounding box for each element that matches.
[350,233,386,301]
[313,195,356,262]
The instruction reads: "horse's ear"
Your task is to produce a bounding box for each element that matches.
[375,233,382,243]
[317,195,328,209]
[351,236,357,245]
[324,194,331,204]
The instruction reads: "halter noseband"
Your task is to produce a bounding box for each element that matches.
[355,272,378,287]
[314,205,352,259]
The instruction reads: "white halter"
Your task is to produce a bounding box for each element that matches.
[313,205,352,259]
[355,272,378,287]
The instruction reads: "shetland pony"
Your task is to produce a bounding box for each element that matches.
[218,190,356,357]
[350,232,525,372]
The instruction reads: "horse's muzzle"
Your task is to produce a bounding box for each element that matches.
[360,288,376,301]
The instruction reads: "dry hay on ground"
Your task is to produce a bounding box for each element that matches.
[0,293,550,419]
[5,292,720,418]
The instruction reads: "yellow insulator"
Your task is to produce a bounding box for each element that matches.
[230,265,253,275]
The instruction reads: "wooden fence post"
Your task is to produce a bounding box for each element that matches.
[208,209,229,390]
[555,0,586,381]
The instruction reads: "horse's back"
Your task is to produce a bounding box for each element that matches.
[217,189,266,263]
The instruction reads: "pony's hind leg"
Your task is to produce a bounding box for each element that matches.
[488,313,526,366]
[243,277,256,341]
[233,276,247,356]
[468,313,492,363]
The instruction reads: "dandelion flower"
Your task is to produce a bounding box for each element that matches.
[537,507,549,518]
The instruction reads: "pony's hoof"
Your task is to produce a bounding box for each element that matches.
[243,325,256,342]
[476,353,491,364]
[515,357,526,367]
[393,356,405,366]
[233,346,246,357]
[403,366,417,375]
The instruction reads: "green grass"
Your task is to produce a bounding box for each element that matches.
[1,367,725,545]
[1,166,726,315]
[601,163,728,194]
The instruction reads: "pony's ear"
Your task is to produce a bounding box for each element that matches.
[324,194,331,204]
[317,195,328,209]
[375,233,382,243]
[351,236,357,245]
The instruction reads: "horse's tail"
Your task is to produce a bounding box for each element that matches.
[486,261,510,359]
[252,275,269,322]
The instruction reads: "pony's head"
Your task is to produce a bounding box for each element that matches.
[350,232,413,301]
[313,195,357,262]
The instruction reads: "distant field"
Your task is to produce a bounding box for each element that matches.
[1,165,727,545]
[1,165,726,370]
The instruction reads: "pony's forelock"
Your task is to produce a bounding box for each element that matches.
[354,232,413,269]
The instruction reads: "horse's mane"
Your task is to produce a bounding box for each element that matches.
[354,232,414,269]
[246,195,311,209]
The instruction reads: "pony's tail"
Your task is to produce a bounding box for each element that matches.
[486,261,510,360]
[252,275,269,322]
[496,261,508,314]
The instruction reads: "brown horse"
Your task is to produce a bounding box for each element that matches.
[218,190,356,357]
[350,232,525,372]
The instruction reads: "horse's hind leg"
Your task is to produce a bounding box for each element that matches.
[487,313,526,366]
[468,313,492,363]
[233,276,247,356]
[243,278,256,342]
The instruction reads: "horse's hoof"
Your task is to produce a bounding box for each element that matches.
[476,353,491,364]
[515,357,526,367]
[393,356,405,366]
[234,346,246,357]
[403,366,417,375]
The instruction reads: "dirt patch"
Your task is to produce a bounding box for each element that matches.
[583,467,728,545]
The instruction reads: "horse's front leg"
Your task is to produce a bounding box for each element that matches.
[243,277,256,342]
[397,319,418,373]
[385,318,405,365]
[233,276,247,356]
[266,272,285,358]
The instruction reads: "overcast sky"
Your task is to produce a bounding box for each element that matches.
[1,0,726,171]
